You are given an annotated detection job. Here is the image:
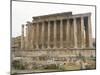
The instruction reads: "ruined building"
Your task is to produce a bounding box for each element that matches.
[12,12,95,70]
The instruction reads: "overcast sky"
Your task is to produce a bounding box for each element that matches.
[12,1,95,38]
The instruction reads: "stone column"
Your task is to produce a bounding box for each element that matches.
[60,19,63,48]
[25,25,28,49]
[84,26,86,48]
[29,24,33,49]
[54,20,57,48]
[21,24,24,49]
[36,22,39,49]
[73,18,78,48]
[88,16,92,48]
[31,24,34,49]
[48,21,50,48]
[42,21,44,49]
[27,24,30,49]
[66,19,70,48]
[81,17,85,48]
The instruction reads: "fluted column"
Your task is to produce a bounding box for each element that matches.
[73,18,78,48]
[81,17,85,48]
[54,20,57,48]
[48,21,50,48]
[21,24,24,49]
[42,22,44,49]
[60,19,63,48]
[36,22,39,49]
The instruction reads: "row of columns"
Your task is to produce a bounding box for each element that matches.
[21,16,92,49]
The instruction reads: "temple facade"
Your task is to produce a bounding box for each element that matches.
[12,12,95,72]
[21,12,93,49]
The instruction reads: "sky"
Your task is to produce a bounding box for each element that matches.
[12,1,95,38]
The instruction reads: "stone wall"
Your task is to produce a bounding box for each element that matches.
[13,48,95,66]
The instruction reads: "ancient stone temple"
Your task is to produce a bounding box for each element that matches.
[12,12,95,72]
[21,12,93,49]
